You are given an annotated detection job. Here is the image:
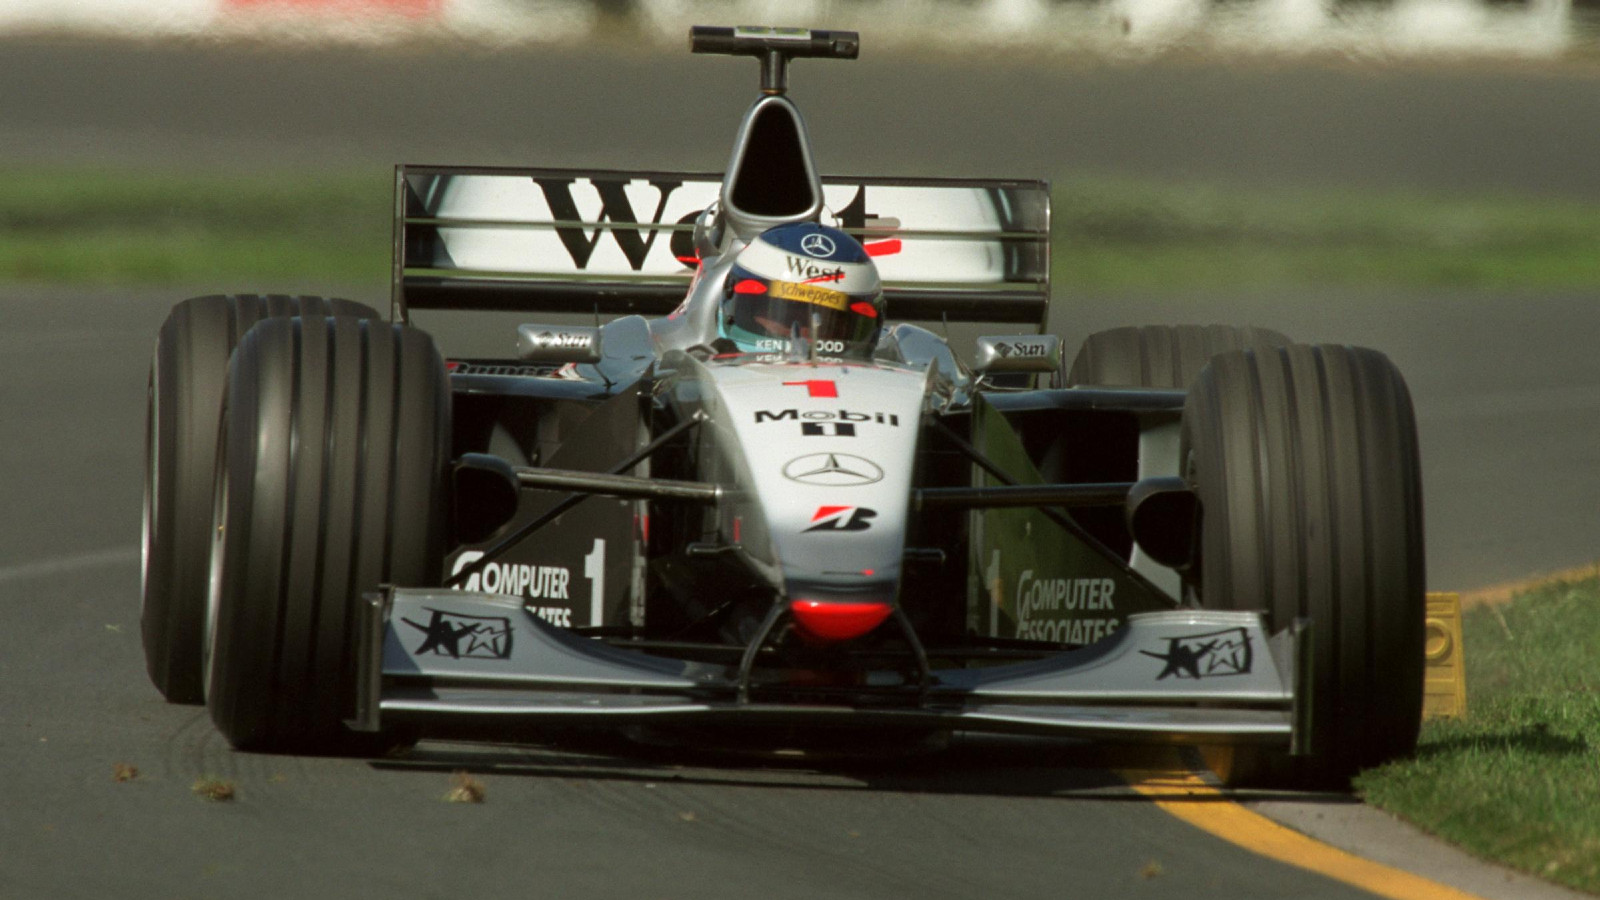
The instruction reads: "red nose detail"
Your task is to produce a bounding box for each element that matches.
[789,600,893,643]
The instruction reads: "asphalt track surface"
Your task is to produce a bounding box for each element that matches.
[3,37,1600,900]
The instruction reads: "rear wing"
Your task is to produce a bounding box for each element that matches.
[393,166,1052,328]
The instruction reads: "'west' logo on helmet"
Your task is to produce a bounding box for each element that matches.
[784,256,845,282]
[534,177,685,271]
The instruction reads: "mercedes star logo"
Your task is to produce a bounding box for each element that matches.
[782,453,884,487]
[800,233,837,258]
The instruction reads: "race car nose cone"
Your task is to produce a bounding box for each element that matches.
[789,600,893,643]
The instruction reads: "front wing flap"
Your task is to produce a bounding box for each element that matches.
[352,588,1305,747]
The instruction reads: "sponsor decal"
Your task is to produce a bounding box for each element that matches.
[754,409,900,426]
[524,330,592,351]
[1013,572,1120,643]
[1140,627,1253,680]
[532,176,691,272]
[804,505,877,532]
[803,422,854,437]
[783,256,847,284]
[757,408,901,438]
[463,560,569,600]
[759,341,848,355]
[800,232,837,258]
[782,452,883,487]
[782,380,838,398]
[769,279,849,310]
[1017,572,1116,612]
[447,361,550,377]
[994,341,1048,359]
[452,551,570,597]
[449,551,588,628]
[403,608,513,660]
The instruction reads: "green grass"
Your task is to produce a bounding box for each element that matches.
[1355,577,1600,893]
[1054,175,1600,291]
[0,168,390,285]
[1,167,1598,291]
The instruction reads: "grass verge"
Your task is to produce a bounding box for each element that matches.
[1,168,1598,291]
[1355,576,1600,894]
[0,168,390,286]
[1054,175,1600,291]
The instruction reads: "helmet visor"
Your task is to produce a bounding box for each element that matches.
[724,272,881,355]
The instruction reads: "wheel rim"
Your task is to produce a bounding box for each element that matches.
[202,400,229,701]
[140,359,158,615]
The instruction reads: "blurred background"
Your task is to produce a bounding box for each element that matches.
[1,0,1597,295]
[2,0,1598,588]
[3,13,1597,896]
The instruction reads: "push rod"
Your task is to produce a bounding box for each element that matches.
[447,411,707,589]
[915,482,1133,510]
[514,467,721,503]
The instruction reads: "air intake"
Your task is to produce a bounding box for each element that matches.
[720,95,824,239]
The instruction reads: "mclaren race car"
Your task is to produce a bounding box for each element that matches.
[141,26,1425,785]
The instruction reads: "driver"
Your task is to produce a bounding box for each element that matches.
[717,222,884,356]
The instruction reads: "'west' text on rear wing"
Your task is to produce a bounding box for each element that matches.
[393,166,1051,328]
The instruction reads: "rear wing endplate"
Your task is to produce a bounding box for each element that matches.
[393,166,1051,328]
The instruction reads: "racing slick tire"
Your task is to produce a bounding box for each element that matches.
[206,316,449,753]
[1067,324,1291,389]
[1180,344,1425,787]
[142,295,379,704]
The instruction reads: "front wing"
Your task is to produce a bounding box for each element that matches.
[351,588,1308,749]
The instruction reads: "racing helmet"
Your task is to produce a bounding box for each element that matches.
[718,222,884,355]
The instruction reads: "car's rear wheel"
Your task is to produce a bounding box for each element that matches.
[206,316,449,752]
[1181,344,1425,787]
[142,295,378,704]
[1068,324,1291,389]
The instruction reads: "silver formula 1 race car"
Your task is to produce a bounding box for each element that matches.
[141,26,1424,786]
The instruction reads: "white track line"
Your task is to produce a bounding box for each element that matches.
[0,546,140,586]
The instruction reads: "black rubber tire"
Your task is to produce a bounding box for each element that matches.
[142,295,379,704]
[1181,344,1425,787]
[1068,324,1291,389]
[206,316,449,752]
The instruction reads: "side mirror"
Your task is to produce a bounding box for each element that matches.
[517,324,603,365]
[971,334,1062,375]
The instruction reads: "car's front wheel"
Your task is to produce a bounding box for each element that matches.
[1181,343,1425,787]
[142,294,377,704]
[205,315,449,753]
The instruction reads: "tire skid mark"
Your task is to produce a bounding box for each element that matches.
[0,546,139,586]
